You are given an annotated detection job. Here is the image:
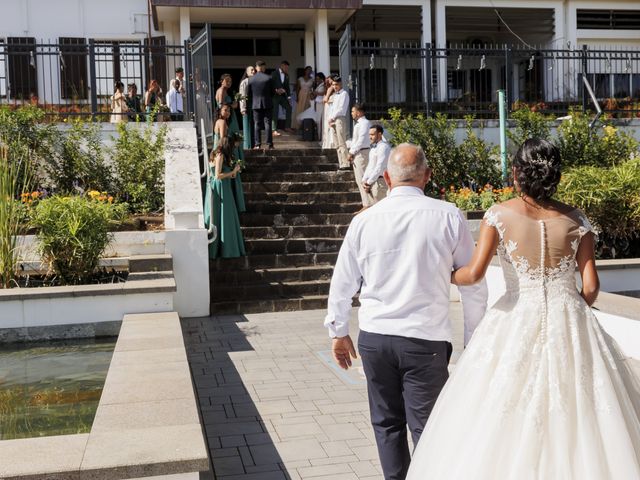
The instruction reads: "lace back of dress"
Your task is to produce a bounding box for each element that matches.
[484,205,593,291]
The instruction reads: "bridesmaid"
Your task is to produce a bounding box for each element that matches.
[213,93,246,213]
[322,74,336,149]
[312,73,326,141]
[294,66,314,129]
[205,135,245,259]
[239,66,255,151]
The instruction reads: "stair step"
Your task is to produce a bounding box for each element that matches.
[211,294,360,315]
[245,202,361,215]
[241,171,354,183]
[244,148,333,158]
[243,181,355,193]
[246,155,336,165]
[243,192,362,204]
[129,254,173,273]
[245,164,338,173]
[242,225,349,240]
[211,265,334,284]
[211,279,330,302]
[239,213,355,227]
[244,237,343,255]
[210,252,338,271]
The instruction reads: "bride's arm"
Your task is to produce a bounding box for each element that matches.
[452,222,499,286]
[576,232,599,306]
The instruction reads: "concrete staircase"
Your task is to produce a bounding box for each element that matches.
[210,136,358,314]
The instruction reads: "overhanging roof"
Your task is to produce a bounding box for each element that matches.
[151,0,362,8]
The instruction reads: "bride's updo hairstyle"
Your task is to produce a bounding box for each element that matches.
[513,138,562,202]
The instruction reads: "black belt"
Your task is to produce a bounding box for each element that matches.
[356,148,370,153]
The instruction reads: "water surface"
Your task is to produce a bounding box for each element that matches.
[0,338,116,440]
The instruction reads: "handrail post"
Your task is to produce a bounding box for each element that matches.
[498,89,508,185]
[425,43,433,117]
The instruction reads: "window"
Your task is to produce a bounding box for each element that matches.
[577,9,640,30]
[94,40,145,97]
[469,69,492,102]
[448,70,465,100]
[59,37,88,100]
[359,69,387,105]
[7,37,37,100]
[144,36,167,92]
[330,39,339,57]
[256,39,281,57]
[405,69,422,104]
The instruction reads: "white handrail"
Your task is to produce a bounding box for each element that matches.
[200,117,217,243]
[200,118,208,179]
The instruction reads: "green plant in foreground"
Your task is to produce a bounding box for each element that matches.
[112,122,167,214]
[0,145,33,288]
[30,195,124,283]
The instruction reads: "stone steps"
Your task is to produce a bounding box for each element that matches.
[210,133,354,314]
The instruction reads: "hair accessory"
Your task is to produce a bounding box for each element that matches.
[530,154,553,167]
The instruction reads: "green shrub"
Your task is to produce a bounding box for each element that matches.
[44,118,113,193]
[508,104,551,151]
[30,195,125,283]
[556,158,640,258]
[446,186,516,212]
[556,110,638,168]
[0,146,33,288]
[112,122,167,214]
[384,109,501,194]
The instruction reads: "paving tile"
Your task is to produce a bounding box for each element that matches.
[297,463,353,478]
[251,439,326,464]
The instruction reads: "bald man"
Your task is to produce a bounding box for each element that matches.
[324,144,488,480]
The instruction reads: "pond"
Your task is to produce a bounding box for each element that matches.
[0,338,116,440]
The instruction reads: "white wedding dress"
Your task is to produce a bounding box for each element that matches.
[407,204,640,480]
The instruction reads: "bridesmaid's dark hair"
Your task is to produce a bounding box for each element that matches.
[216,103,232,121]
[219,73,232,85]
[212,135,235,167]
[513,138,562,201]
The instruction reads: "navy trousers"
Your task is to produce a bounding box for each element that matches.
[358,330,452,480]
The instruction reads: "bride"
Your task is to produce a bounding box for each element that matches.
[407,138,640,479]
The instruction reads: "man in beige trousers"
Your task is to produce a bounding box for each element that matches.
[328,76,351,170]
[347,104,371,213]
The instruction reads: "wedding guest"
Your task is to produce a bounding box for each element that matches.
[173,67,186,96]
[144,79,162,120]
[215,73,245,211]
[294,66,314,129]
[125,83,143,121]
[271,60,293,136]
[322,75,336,149]
[328,76,350,169]
[166,79,184,120]
[248,60,275,150]
[362,124,391,205]
[214,103,246,213]
[348,104,371,212]
[239,65,255,150]
[205,135,245,259]
[110,81,128,123]
[313,73,326,142]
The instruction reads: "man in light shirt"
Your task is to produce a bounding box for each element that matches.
[324,144,488,480]
[328,76,350,169]
[362,124,390,205]
[347,104,371,211]
[166,79,184,121]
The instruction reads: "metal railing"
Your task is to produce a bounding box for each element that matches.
[350,42,640,119]
[0,39,188,120]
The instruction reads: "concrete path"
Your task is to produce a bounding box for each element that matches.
[181,305,466,479]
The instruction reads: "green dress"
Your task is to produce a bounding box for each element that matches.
[204,161,246,259]
[215,95,246,212]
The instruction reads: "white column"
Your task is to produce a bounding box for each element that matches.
[435,0,447,102]
[179,7,191,43]
[305,29,316,71]
[315,9,331,76]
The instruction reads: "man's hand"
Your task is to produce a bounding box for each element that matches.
[347,153,354,163]
[332,335,357,370]
[363,182,372,193]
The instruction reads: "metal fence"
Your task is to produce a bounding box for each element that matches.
[0,39,188,120]
[351,42,640,119]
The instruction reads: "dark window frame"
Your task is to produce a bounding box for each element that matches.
[59,37,88,100]
[7,37,37,100]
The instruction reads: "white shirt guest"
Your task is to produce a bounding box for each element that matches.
[166,85,183,114]
[349,115,371,156]
[362,137,391,186]
[329,88,349,122]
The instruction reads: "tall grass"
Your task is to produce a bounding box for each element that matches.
[0,144,31,288]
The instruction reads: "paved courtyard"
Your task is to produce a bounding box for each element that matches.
[181,304,466,479]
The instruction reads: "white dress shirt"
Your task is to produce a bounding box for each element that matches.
[166,88,183,113]
[349,116,371,155]
[325,186,488,345]
[329,89,349,121]
[362,139,391,184]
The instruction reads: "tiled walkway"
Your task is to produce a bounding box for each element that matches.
[181,305,466,480]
